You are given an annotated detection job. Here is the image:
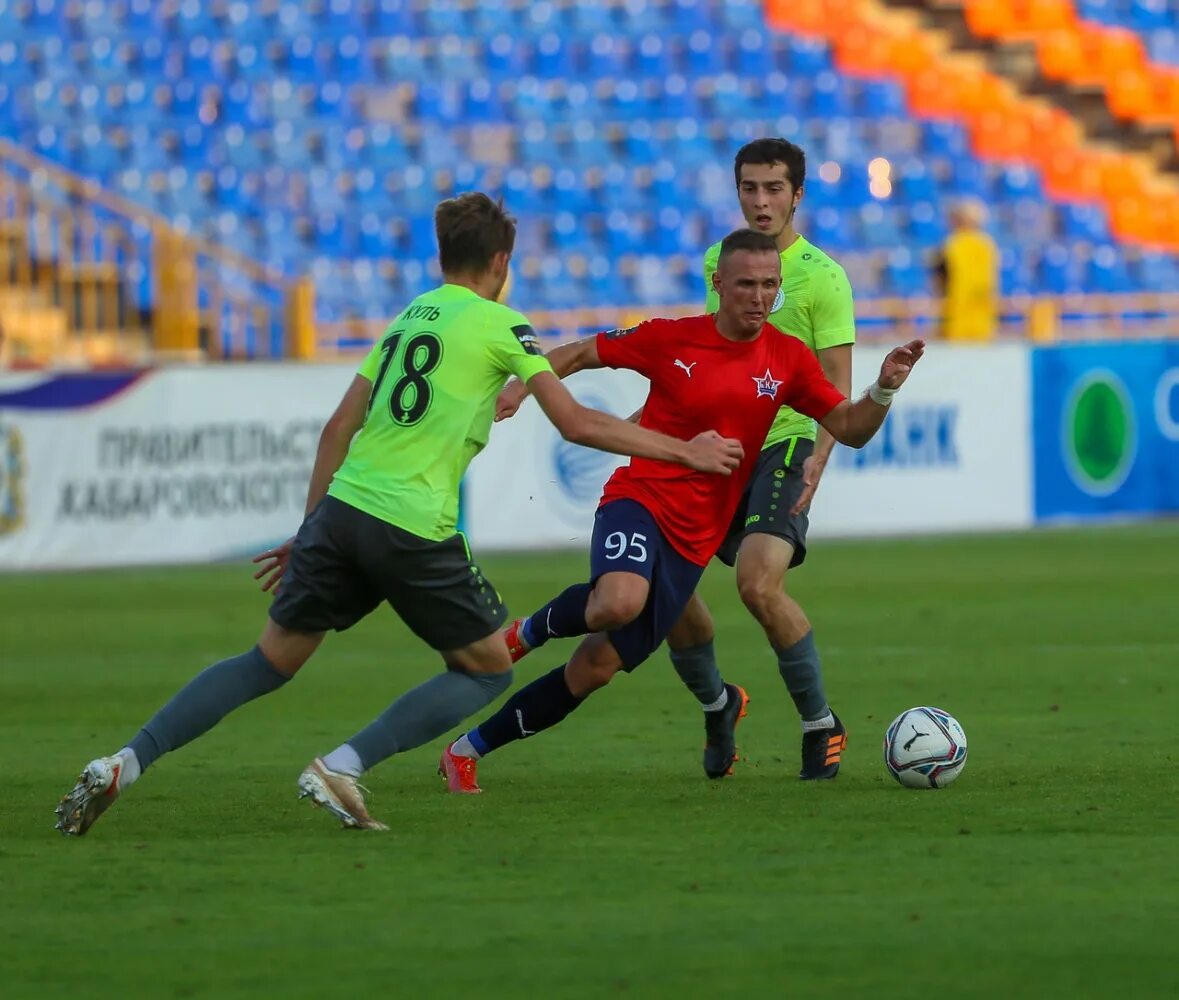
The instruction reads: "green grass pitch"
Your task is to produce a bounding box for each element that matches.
[2,523,1178,998]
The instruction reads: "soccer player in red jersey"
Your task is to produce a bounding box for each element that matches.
[439,229,923,791]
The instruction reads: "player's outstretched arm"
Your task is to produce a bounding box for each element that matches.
[304,374,372,513]
[252,373,372,593]
[818,340,925,449]
[495,335,603,421]
[526,370,744,475]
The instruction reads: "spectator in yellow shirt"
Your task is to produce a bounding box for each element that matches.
[935,199,999,341]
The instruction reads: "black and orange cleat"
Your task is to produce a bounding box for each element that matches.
[799,713,847,780]
[503,618,532,664]
[702,683,749,779]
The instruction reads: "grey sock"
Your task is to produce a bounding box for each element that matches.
[348,669,513,771]
[128,645,289,772]
[669,640,725,707]
[775,631,830,723]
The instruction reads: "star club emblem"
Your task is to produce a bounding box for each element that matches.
[752,368,783,400]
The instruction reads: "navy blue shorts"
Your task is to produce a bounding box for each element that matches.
[589,498,705,671]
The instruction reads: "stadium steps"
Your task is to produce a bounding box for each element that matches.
[0,137,316,361]
[885,0,1179,173]
[768,0,1179,251]
[0,284,69,366]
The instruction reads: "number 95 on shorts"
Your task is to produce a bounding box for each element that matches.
[587,498,704,669]
[590,498,658,581]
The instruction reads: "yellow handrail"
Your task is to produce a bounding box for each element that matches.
[0,140,314,363]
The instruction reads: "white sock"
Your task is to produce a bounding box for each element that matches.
[115,747,141,788]
[702,688,730,713]
[321,743,364,778]
[801,711,835,733]
[449,734,481,759]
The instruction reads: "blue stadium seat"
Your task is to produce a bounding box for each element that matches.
[585,32,628,78]
[786,36,832,76]
[1075,0,1119,26]
[884,247,930,296]
[1137,250,1179,290]
[1086,243,1134,293]
[1148,29,1179,65]
[1060,203,1112,243]
[1039,242,1084,294]
[3,0,1172,331]
[1000,245,1036,296]
[1129,0,1172,32]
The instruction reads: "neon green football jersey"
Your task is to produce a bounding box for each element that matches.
[704,234,855,447]
[329,283,551,540]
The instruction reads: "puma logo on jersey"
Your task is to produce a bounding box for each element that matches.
[674,359,697,378]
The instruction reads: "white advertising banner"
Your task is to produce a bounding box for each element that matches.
[464,367,652,551]
[0,343,1032,570]
[0,364,354,570]
[465,343,1032,550]
[812,342,1031,537]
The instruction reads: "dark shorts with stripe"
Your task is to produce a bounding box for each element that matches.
[590,499,705,671]
[269,496,507,650]
[715,436,814,570]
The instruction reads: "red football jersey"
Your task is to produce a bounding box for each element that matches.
[596,315,846,565]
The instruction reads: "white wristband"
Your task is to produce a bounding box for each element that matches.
[868,382,898,406]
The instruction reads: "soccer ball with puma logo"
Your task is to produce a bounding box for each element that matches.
[883,707,968,788]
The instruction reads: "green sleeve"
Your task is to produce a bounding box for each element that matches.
[356,337,384,381]
[703,243,721,313]
[810,263,856,349]
[487,310,553,383]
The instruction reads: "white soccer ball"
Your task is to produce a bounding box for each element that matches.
[883,707,968,788]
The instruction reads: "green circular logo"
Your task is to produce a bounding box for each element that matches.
[1063,370,1135,497]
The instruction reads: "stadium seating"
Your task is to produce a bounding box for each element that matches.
[960,0,1179,134]
[0,0,1177,330]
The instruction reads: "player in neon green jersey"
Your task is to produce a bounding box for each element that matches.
[54,193,744,836]
[665,138,858,782]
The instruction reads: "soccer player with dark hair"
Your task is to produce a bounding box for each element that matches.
[54,193,745,835]
[665,137,860,781]
[438,229,923,792]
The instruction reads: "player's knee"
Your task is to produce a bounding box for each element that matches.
[586,590,645,631]
[467,667,513,700]
[258,622,320,676]
[736,574,780,622]
[566,647,621,697]
[668,608,713,650]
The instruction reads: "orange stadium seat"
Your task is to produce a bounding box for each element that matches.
[905,66,964,119]
[1018,0,1077,36]
[963,0,1018,40]
[972,109,1032,160]
[1099,155,1150,203]
[1157,71,1179,118]
[833,23,893,77]
[1041,146,1106,202]
[765,0,828,34]
[1093,27,1147,79]
[1038,29,1087,82]
[768,0,1178,256]
[885,31,942,78]
[1106,69,1158,121]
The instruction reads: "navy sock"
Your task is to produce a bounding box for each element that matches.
[522,583,593,649]
[470,665,585,755]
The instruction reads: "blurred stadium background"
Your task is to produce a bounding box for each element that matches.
[3,5,1179,995]
[0,0,1178,367]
